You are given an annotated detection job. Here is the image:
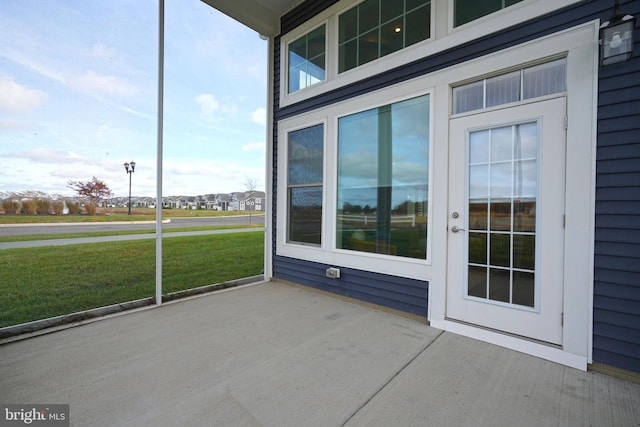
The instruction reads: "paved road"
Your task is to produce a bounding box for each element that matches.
[0,214,265,236]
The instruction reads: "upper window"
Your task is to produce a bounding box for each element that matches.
[338,0,431,73]
[288,25,326,94]
[287,124,324,245]
[454,0,524,27]
[337,94,430,259]
[452,58,566,114]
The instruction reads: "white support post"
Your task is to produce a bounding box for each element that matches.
[155,0,165,306]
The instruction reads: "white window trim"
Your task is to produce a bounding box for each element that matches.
[284,21,329,97]
[279,0,582,108]
[277,83,435,280]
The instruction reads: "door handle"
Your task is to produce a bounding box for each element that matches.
[451,225,465,233]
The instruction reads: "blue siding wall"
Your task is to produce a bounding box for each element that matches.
[273,256,428,317]
[272,0,640,372]
[594,0,640,371]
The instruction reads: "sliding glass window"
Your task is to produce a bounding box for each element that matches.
[337,95,430,259]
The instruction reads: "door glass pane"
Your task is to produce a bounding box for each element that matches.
[490,126,512,162]
[514,159,536,199]
[490,162,512,198]
[516,122,537,159]
[468,232,487,264]
[469,201,488,230]
[488,268,510,303]
[468,266,487,298]
[512,271,535,307]
[489,200,511,231]
[469,165,488,199]
[490,233,511,267]
[466,123,538,308]
[469,129,489,163]
[514,200,535,232]
[513,234,535,270]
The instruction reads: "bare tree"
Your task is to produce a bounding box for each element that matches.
[244,175,259,225]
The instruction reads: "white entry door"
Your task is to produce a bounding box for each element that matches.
[447,97,566,345]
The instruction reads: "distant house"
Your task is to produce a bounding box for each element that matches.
[135,197,155,208]
[201,0,640,374]
[237,191,266,212]
[214,193,232,211]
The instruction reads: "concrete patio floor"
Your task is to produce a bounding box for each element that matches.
[1,281,639,426]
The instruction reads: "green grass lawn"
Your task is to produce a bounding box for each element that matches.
[0,231,264,328]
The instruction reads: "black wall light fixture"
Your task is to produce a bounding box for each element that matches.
[600,0,636,66]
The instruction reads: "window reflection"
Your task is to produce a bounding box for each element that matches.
[467,122,538,308]
[288,25,326,93]
[337,95,429,259]
[287,124,324,245]
[338,0,431,73]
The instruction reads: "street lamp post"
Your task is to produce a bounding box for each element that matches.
[124,161,136,215]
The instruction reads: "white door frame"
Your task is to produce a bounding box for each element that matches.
[447,98,567,345]
[429,22,599,370]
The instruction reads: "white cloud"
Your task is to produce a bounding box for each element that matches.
[242,142,264,152]
[89,43,116,59]
[194,93,220,115]
[70,71,139,97]
[251,107,266,126]
[194,93,237,120]
[0,77,48,113]
[1,148,83,164]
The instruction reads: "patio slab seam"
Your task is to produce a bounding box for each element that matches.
[341,329,445,426]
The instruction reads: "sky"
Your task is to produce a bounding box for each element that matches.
[0,0,268,199]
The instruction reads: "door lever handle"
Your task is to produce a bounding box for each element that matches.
[451,225,465,233]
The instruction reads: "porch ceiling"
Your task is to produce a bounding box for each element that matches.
[200,0,306,36]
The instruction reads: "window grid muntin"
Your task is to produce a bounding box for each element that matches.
[338,0,431,73]
[288,25,326,94]
[452,58,566,115]
[467,123,538,309]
